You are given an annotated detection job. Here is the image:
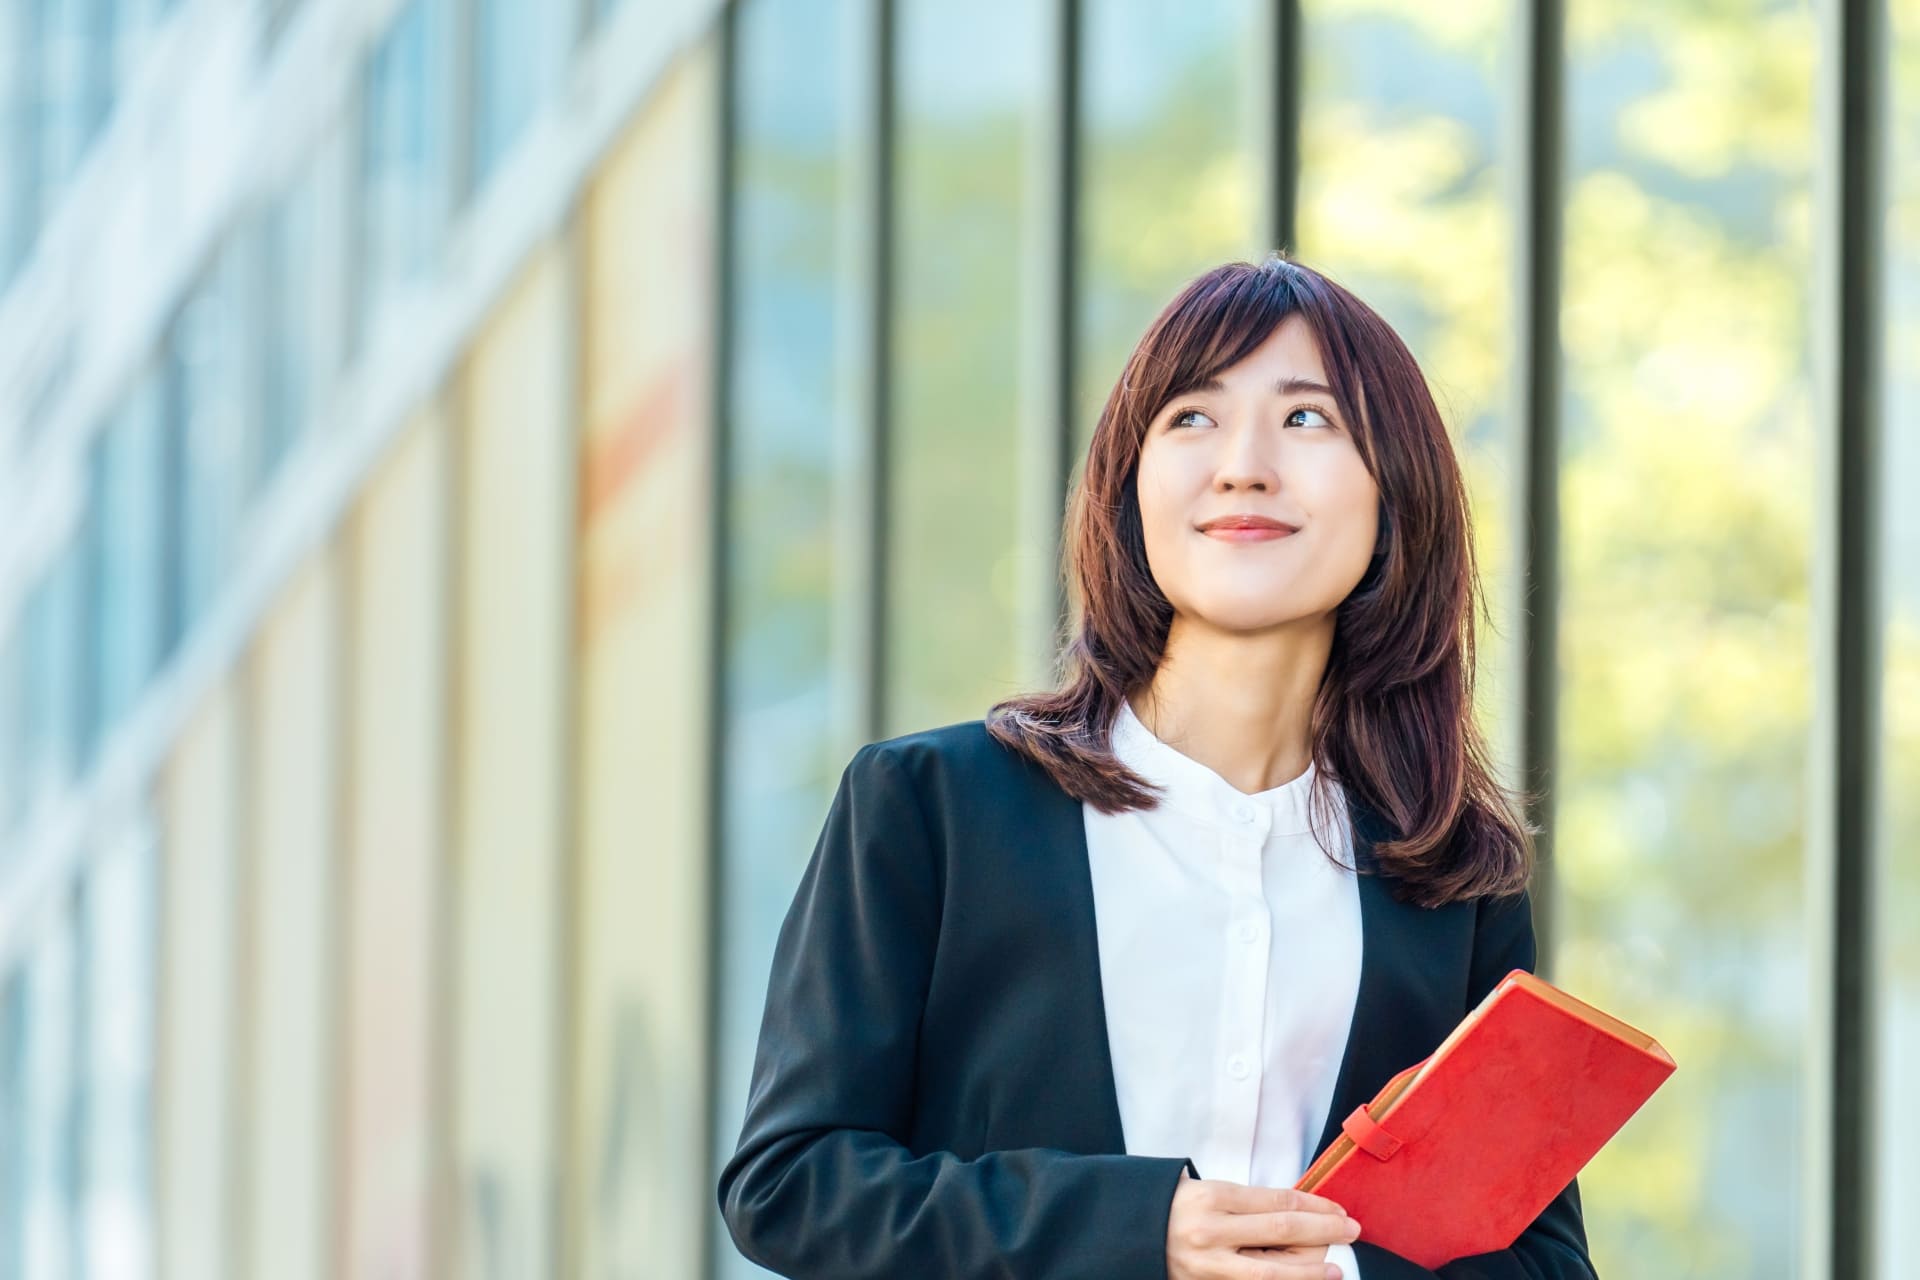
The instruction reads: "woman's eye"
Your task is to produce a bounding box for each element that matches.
[1170,409,1214,430]
[1288,406,1334,429]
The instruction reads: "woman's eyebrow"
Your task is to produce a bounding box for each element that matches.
[1187,374,1338,398]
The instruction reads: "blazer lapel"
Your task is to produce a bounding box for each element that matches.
[1039,769,1135,1156]
[1308,794,1467,1167]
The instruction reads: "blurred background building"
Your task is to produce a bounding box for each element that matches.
[0,0,1914,1277]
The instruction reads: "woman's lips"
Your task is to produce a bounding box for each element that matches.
[1201,525,1298,542]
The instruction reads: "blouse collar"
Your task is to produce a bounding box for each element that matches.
[1109,696,1334,838]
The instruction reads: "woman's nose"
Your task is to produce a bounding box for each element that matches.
[1215,425,1278,491]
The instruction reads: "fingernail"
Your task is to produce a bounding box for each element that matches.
[1325,1265,1342,1280]
[1347,1216,1362,1235]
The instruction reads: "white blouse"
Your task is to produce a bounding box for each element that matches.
[1084,697,1365,1280]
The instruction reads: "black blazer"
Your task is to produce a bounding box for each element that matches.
[718,720,1597,1279]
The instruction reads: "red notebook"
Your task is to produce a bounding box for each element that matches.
[1293,968,1676,1269]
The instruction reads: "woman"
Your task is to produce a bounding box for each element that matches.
[717,255,1597,1280]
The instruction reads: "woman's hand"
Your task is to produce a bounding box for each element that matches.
[1165,1168,1362,1280]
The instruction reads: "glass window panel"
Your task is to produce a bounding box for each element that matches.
[0,2,39,287]
[168,245,256,637]
[1296,0,1520,767]
[716,1,868,1274]
[451,247,570,1280]
[77,0,113,146]
[261,0,309,53]
[78,475,106,771]
[1076,0,1263,457]
[0,975,24,1275]
[1877,1,1920,1273]
[470,0,567,190]
[33,0,92,214]
[157,683,242,1280]
[261,165,323,486]
[341,408,449,1280]
[358,0,452,352]
[85,372,167,754]
[0,625,22,841]
[574,39,716,1279]
[1558,5,1816,1274]
[24,540,83,822]
[107,0,171,92]
[886,0,1047,735]
[241,554,341,1280]
[80,829,157,1280]
[22,901,79,1280]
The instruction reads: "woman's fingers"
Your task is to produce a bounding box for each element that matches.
[1203,1182,1348,1219]
[1214,1209,1361,1250]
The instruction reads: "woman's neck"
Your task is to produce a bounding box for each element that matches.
[1130,614,1332,795]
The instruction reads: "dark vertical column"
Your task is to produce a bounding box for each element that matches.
[1268,0,1301,257]
[863,0,897,739]
[702,4,741,1277]
[1044,0,1081,652]
[1829,1,1885,1275]
[1517,0,1564,976]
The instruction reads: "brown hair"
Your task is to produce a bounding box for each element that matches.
[986,254,1534,908]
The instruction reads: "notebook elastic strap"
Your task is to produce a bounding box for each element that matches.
[1341,1104,1405,1161]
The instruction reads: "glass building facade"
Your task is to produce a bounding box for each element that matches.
[0,1,1911,1278]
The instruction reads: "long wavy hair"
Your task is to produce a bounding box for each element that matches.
[986,254,1535,909]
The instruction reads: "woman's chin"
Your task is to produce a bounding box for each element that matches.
[1183,599,1317,636]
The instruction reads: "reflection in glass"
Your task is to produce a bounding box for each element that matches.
[81,832,156,1280]
[341,412,448,1280]
[0,4,37,287]
[887,0,1047,734]
[1877,3,1920,1273]
[575,38,717,1280]
[1077,0,1261,458]
[1296,0,1520,769]
[84,375,167,759]
[1558,5,1816,1273]
[0,625,21,843]
[0,976,23,1272]
[716,0,867,1274]
[471,0,567,190]
[358,0,451,349]
[24,542,83,824]
[22,902,77,1280]
[33,0,109,211]
[243,557,340,1280]
[157,686,242,1280]
[452,249,570,1280]
[168,244,253,640]
[262,168,321,485]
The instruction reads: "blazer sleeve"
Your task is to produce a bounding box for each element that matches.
[1348,885,1600,1280]
[715,741,1196,1280]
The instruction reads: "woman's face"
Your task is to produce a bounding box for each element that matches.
[1134,313,1382,635]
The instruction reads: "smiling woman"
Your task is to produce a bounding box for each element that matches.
[719,254,1597,1280]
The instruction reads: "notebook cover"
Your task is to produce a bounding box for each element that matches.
[1292,968,1676,1270]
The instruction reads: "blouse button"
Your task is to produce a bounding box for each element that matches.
[1231,802,1255,823]
[1237,922,1259,943]
[1227,1055,1250,1079]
